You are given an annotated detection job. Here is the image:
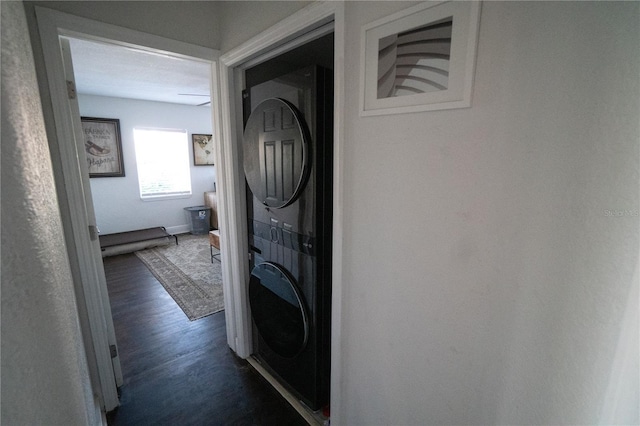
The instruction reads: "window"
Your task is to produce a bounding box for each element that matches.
[133,128,192,200]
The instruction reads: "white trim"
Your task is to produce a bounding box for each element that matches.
[206,61,242,350]
[217,1,346,423]
[240,21,335,70]
[212,56,248,353]
[34,6,219,414]
[37,7,218,61]
[165,225,190,236]
[36,10,119,412]
[219,1,335,67]
[329,4,346,424]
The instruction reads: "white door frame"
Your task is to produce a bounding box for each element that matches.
[34,6,220,412]
[216,1,346,420]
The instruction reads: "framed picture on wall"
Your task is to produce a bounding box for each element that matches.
[81,117,125,177]
[192,134,214,166]
[360,1,482,116]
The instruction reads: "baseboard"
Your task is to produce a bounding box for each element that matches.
[166,224,190,235]
[246,356,327,426]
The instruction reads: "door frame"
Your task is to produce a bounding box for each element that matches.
[216,1,346,419]
[34,6,220,412]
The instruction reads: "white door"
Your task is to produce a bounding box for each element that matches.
[57,36,123,412]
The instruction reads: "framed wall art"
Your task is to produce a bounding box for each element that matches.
[81,117,125,177]
[360,1,482,116]
[192,134,214,166]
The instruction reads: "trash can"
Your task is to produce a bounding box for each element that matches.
[184,206,211,235]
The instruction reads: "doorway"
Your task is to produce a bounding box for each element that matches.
[36,2,347,421]
[66,36,217,239]
[34,6,222,412]
[216,2,346,421]
[243,32,334,413]
[66,30,223,396]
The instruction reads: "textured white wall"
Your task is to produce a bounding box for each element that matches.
[13,1,638,424]
[79,94,215,235]
[24,0,221,49]
[217,0,311,53]
[337,1,639,424]
[214,1,639,423]
[1,2,100,424]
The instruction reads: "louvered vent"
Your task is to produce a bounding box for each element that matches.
[378,18,453,98]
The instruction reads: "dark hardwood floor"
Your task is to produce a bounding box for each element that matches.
[103,253,307,426]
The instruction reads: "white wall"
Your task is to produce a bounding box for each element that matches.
[79,94,215,235]
[337,1,638,425]
[1,2,100,424]
[25,0,221,49]
[220,1,637,424]
[216,1,310,53]
[15,1,639,425]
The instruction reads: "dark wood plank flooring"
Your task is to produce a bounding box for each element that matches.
[104,253,307,426]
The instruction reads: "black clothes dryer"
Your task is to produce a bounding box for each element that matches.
[243,64,333,411]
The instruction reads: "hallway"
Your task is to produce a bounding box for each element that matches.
[103,253,307,426]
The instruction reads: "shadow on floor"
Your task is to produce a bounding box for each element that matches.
[103,253,307,426]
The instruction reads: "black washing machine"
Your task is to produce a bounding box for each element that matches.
[242,64,333,411]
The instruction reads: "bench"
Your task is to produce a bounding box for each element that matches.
[99,227,177,257]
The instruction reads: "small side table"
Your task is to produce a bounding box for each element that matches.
[209,230,221,262]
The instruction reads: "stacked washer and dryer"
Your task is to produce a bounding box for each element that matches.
[242,61,333,412]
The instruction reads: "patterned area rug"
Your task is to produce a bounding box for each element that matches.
[135,233,224,321]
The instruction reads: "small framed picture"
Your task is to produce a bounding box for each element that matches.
[192,134,214,166]
[81,117,125,177]
[360,1,482,116]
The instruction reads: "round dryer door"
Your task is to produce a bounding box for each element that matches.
[243,98,311,209]
[249,262,309,358]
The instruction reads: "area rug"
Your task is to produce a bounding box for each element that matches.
[135,234,224,321]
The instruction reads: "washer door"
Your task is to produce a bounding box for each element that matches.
[243,98,311,209]
[249,262,309,358]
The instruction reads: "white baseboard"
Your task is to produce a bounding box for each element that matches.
[166,224,190,235]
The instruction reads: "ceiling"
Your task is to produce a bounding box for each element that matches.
[67,37,212,106]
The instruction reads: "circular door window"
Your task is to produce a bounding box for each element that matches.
[243,98,311,209]
[249,262,309,358]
